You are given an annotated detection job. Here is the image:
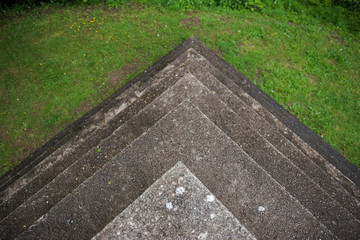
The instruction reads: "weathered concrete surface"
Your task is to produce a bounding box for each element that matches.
[0,47,189,218]
[17,102,334,240]
[186,51,360,204]
[5,70,359,239]
[1,37,359,240]
[93,162,255,240]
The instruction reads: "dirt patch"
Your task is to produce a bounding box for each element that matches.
[108,61,139,88]
[327,58,337,66]
[254,68,262,81]
[185,10,198,16]
[238,41,255,51]
[73,100,93,119]
[306,73,317,83]
[180,17,201,30]
[125,2,145,10]
[288,21,301,27]
[99,60,142,97]
[31,101,46,117]
[330,32,344,44]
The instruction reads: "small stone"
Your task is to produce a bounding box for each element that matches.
[198,232,208,239]
[258,206,265,212]
[166,202,173,210]
[175,187,185,195]
[205,195,215,202]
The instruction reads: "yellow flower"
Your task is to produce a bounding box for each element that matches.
[40,63,42,66]
[64,73,66,75]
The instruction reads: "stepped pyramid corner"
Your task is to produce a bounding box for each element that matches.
[1,36,359,239]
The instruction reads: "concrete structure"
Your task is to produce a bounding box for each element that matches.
[0,37,359,239]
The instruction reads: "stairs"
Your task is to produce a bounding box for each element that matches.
[0,36,359,239]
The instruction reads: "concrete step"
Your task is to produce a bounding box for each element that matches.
[17,101,334,240]
[0,44,191,220]
[0,53,193,238]
[1,37,358,239]
[182,52,360,218]
[186,37,360,188]
[7,73,359,239]
[184,46,360,200]
[179,74,359,238]
[0,36,196,197]
[93,161,256,240]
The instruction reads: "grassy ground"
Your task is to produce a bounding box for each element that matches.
[0,2,359,176]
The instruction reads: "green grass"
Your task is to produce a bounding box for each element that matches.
[0,2,359,176]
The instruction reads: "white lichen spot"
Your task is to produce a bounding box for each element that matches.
[166,202,173,210]
[205,195,215,202]
[117,231,121,236]
[198,232,209,239]
[176,187,185,195]
[258,206,265,212]
[210,213,216,219]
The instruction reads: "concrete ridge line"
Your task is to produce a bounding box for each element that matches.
[0,74,197,238]
[1,37,358,239]
[0,36,196,191]
[185,101,337,239]
[185,62,360,216]
[0,43,193,209]
[185,37,360,187]
[184,48,360,199]
[186,73,359,222]
[18,100,334,239]
[174,74,358,237]
[18,100,195,233]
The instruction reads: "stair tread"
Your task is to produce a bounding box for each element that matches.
[18,102,334,240]
[1,37,358,239]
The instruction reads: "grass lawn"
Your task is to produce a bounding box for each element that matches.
[0,2,359,176]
